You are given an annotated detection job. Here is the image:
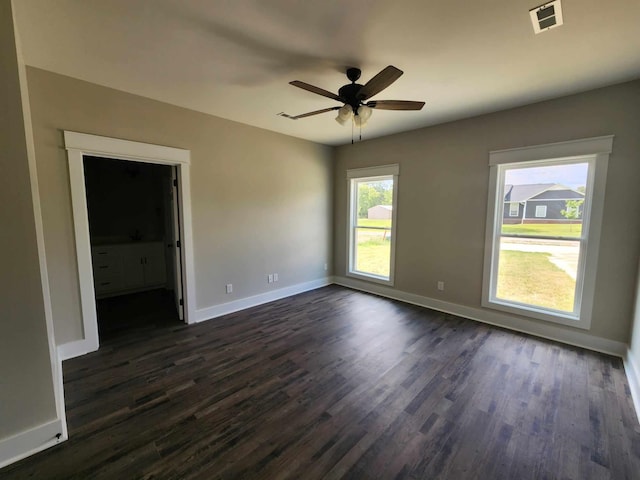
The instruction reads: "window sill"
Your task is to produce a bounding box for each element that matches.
[347,270,394,287]
[482,298,590,330]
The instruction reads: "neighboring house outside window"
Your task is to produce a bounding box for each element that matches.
[483,136,612,330]
[502,183,584,224]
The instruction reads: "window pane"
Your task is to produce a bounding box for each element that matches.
[354,227,391,277]
[355,179,393,226]
[501,163,588,239]
[496,161,588,313]
[496,238,580,312]
[353,177,393,279]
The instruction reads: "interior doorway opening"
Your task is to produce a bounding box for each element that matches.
[64,131,195,360]
[83,157,184,339]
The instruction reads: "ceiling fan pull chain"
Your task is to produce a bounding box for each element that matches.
[351,120,354,145]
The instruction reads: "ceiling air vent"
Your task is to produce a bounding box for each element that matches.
[529,0,563,34]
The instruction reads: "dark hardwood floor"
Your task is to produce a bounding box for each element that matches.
[95,288,183,340]
[3,285,640,479]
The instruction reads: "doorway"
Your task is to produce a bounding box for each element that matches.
[83,157,183,339]
[63,131,195,360]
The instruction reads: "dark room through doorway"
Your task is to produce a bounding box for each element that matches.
[83,156,184,340]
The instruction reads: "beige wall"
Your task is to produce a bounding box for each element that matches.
[0,0,57,438]
[334,80,640,343]
[26,67,333,345]
[629,261,640,381]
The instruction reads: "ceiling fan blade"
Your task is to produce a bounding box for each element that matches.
[367,100,425,111]
[291,106,341,120]
[357,66,403,100]
[290,81,343,102]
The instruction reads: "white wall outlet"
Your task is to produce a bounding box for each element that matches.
[324,263,328,271]
[437,281,445,291]
[226,284,233,294]
[273,273,279,282]
[268,274,273,283]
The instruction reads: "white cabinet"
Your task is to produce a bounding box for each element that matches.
[91,242,166,297]
[91,245,124,295]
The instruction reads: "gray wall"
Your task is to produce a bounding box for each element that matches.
[334,80,640,343]
[26,67,333,345]
[630,260,640,368]
[0,0,57,439]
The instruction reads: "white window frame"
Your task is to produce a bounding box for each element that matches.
[535,205,547,218]
[482,136,613,329]
[346,164,399,286]
[509,202,519,216]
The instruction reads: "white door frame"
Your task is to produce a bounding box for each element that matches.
[64,131,197,357]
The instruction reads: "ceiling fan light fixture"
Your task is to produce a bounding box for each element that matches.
[335,104,353,125]
[355,105,373,126]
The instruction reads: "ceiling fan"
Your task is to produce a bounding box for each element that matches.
[286,66,425,127]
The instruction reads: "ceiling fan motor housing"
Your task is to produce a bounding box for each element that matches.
[341,67,365,111]
[338,83,365,111]
[346,67,361,82]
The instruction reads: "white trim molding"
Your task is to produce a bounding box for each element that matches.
[0,419,66,470]
[624,348,640,423]
[333,276,626,358]
[63,131,196,360]
[58,339,99,362]
[196,278,331,323]
[482,135,613,330]
[346,164,399,286]
[489,135,614,165]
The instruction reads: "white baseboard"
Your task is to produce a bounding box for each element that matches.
[58,338,98,362]
[195,277,331,323]
[0,419,66,470]
[333,276,627,358]
[624,348,640,423]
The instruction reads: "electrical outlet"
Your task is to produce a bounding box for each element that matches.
[268,274,273,283]
[273,273,279,282]
[437,281,445,291]
[226,284,233,294]
[324,263,328,271]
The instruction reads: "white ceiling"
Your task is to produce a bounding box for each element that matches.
[13,0,640,146]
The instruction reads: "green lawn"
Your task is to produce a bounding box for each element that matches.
[496,250,575,312]
[354,222,392,277]
[355,238,391,277]
[355,220,578,310]
[501,223,582,237]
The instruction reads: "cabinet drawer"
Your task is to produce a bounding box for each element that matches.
[93,265,122,283]
[92,262,122,277]
[94,279,120,294]
[91,246,118,265]
[94,268,122,292]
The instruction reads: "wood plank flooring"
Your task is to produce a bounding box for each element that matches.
[2,285,640,479]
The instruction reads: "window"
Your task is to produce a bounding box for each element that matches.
[347,164,399,285]
[483,136,612,329]
[535,205,547,218]
[509,203,519,216]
